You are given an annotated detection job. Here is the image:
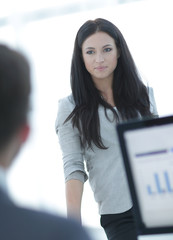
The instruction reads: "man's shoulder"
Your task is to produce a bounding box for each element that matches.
[0,199,90,240]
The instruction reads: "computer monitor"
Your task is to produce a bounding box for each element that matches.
[117,116,173,236]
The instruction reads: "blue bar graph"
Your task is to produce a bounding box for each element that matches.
[147,171,173,195]
[154,173,165,193]
[164,171,173,192]
[147,185,155,195]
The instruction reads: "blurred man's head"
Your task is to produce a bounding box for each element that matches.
[0,44,31,168]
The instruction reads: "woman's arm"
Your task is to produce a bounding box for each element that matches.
[66,179,84,223]
[56,97,88,223]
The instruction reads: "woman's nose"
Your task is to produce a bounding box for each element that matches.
[96,53,104,63]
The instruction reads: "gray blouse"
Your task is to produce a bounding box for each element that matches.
[55,88,158,215]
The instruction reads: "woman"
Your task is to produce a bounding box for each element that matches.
[55,18,158,240]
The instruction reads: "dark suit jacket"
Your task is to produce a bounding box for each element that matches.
[0,188,91,240]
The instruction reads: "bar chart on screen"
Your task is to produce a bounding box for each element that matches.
[130,147,173,227]
[146,171,173,195]
[131,145,173,227]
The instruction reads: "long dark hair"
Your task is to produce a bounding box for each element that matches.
[65,18,153,149]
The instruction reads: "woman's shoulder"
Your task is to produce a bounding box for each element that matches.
[55,94,75,129]
[58,94,75,110]
[147,86,158,116]
[147,86,153,95]
[147,86,155,103]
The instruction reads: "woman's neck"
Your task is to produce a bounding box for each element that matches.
[93,76,115,107]
[101,88,115,107]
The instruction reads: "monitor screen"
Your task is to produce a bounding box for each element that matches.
[124,124,173,228]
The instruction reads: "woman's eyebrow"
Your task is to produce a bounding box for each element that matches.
[84,47,95,50]
[103,44,113,48]
[84,44,113,50]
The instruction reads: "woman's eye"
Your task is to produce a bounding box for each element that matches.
[86,50,94,55]
[104,48,112,52]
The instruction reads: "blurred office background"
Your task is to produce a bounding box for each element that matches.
[0,0,173,239]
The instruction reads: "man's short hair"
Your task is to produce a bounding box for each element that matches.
[0,44,31,150]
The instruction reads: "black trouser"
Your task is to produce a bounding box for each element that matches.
[100,208,138,240]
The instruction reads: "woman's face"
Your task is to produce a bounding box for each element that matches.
[82,31,120,86]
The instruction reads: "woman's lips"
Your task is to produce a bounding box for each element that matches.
[95,66,107,70]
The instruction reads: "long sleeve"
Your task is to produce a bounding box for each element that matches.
[55,96,88,183]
